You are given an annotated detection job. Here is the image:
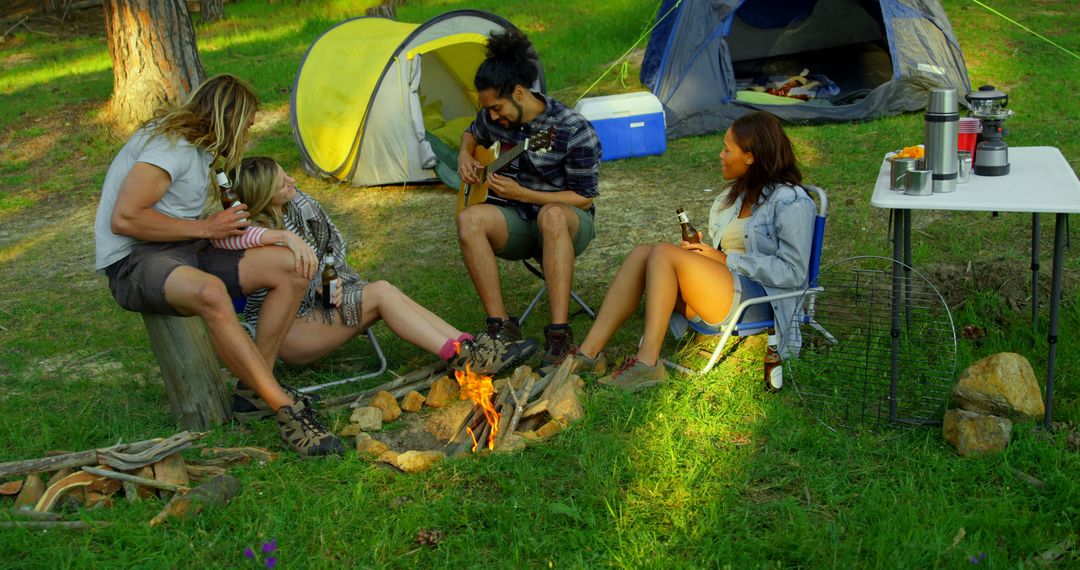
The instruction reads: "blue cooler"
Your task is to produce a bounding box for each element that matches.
[575,92,666,161]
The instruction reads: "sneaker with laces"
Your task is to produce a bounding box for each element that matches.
[276,399,345,457]
[449,337,539,377]
[483,317,523,343]
[597,358,668,393]
[540,325,574,369]
[233,382,318,423]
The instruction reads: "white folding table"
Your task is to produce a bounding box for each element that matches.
[871,146,1080,429]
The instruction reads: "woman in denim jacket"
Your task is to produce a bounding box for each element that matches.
[564,111,815,391]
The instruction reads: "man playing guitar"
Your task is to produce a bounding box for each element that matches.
[456,29,602,369]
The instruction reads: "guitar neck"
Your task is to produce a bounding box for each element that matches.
[485,139,529,177]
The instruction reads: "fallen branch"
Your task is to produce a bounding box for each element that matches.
[0,520,109,530]
[322,361,447,410]
[0,431,205,479]
[5,509,63,520]
[81,466,190,494]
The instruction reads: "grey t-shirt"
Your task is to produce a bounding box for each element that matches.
[94,128,213,271]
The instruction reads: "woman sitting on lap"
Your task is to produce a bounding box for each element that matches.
[212,156,538,386]
[566,111,816,391]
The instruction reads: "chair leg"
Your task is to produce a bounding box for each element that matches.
[570,289,596,318]
[518,284,547,326]
[297,329,389,393]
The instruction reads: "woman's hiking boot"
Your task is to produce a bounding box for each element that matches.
[449,337,538,377]
[275,400,345,457]
[597,358,668,393]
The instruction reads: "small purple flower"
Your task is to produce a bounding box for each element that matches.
[244,547,255,559]
[969,556,979,564]
[265,557,277,569]
[262,540,277,554]
[979,552,987,560]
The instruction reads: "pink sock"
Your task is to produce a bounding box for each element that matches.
[438,337,460,360]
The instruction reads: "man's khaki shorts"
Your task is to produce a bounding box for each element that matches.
[493,205,595,261]
[105,239,244,316]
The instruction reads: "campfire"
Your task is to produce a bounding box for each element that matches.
[333,356,586,472]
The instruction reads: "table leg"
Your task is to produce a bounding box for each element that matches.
[890,209,904,422]
[1032,213,1040,337]
[1044,213,1065,430]
[904,209,912,329]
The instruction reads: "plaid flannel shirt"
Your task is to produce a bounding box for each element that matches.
[467,92,601,217]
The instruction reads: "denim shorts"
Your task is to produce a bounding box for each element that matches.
[669,273,772,338]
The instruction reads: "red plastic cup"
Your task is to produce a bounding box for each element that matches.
[958,132,978,158]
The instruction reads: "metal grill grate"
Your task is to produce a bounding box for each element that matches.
[784,256,956,431]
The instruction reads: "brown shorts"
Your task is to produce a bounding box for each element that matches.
[105,240,244,316]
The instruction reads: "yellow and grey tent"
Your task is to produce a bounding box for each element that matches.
[291,11,544,187]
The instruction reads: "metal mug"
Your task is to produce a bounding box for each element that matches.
[957,151,973,184]
[889,157,920,191]
[904,169,934,196]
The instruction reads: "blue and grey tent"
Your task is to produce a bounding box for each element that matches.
[641,0,971,138]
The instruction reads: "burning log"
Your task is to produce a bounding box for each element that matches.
[495,370,540,449]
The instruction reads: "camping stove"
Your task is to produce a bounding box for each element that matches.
[966,85,1014,176]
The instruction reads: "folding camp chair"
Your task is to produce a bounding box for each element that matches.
[232,296,388,393]
[665,185,834,374]
[517,258,596,325]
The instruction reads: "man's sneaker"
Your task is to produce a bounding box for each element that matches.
[233,382,318,423]
[539,347,608,376]
[449,337,539,377]
[484,317,523,343]
[540,325,574,369]
[597,358,668,393]
[276,400,345,457]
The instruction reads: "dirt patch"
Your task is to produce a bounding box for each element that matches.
[36,350,126,382]
[920,257,1080,313]
[369,414,444,453]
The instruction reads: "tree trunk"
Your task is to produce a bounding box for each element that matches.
[103,0,205,131]
[142,314,232,430]
[199,0,222,23]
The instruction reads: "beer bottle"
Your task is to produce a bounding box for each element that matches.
[321,247,338,310]
[676,208,701,244]
[763,329,783,392]
[217,169,242,211]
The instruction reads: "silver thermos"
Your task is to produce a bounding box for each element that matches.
[924,88,958,193]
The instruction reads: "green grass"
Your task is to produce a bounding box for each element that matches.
[1,0,1079,567]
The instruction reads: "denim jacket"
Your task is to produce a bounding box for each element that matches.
[708,183,816,355]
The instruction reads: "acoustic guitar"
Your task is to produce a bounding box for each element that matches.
[455,127,555,214]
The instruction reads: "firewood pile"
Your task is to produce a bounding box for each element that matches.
[0,431,269,529]
[336,358,585,473]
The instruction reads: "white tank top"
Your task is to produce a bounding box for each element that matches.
[720,215,749,254]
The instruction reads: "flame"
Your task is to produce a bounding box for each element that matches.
[453,360,500,452]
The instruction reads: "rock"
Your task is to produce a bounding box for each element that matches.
[401,390,426,412]
[425,400,474,441]
[426,376,460,408]
[339,424,362,437]
[378,450,400,464]
[494,433,526,453]
[518,430,540,442]
[356,435,390,457]
[943,409,1012,456]
[370,391,402,422]
[953,352,1045,421]
[545,373,584,424]
[535,419,564,439]
[350,407,383,431]
[391,450,445,473]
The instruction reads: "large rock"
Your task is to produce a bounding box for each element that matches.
[350,406,383,432]
[425,376,460,408]
[355,433,390,457]
[370,390,402,422]
[953,352,1045,421]
[389,450,445,473]
[400,390,426,412]
[425,400,474,441]
[943,409,1012,456]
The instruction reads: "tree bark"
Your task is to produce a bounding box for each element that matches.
[142,314,232,430]
[199,0,222,23]
[103,0,205,131]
